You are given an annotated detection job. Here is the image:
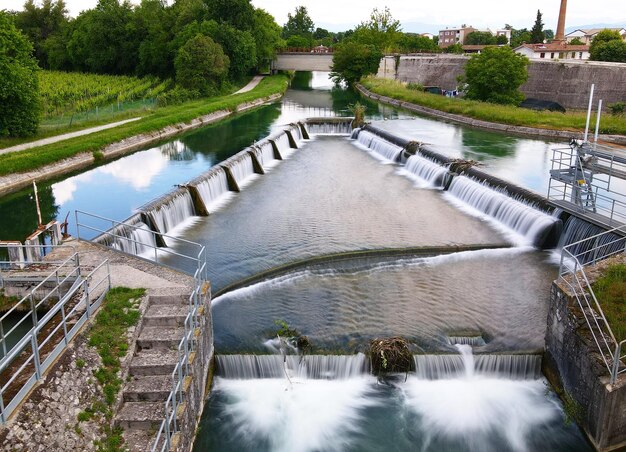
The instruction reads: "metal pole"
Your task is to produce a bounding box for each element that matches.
[584,84,595,142]
[610,344,621,385]
[594,99,603,146]
[33,181,43,227]
[31,334,41,379]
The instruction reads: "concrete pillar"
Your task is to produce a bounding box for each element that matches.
[1,241,25,269]
[24,237,42,262]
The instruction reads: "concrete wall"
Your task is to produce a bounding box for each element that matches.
[272,54,333,71]
[544,281,626,451]
[381,54,626,110]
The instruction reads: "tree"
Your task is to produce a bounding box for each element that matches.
[204,0,254,31]
[135,0,176,78]
[569,37,584,45]
[351,6,401,52]
[0,12,41,137]
[200,20,257,79]
[462,46,529,105]
[530,10,545,43]
[510,28,532,47]
[544,29,554,41]
[496,34,509,45]
[397,33,438,53]
[175,34,229,95]
[590,29,626,62]
[314,27,330,40]
[444,43,463,54]
[465,31,496,45]
[13,0,69,68]
[330,41,381,85]
[251,9,284,70]
[282,6,314,40]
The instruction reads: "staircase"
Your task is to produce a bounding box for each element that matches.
[114,293,193,451]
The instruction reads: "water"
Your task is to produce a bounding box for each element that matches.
[400,153,449,188]
[193,168,233,213]
[195,347,589,452]
[222,153,257,189]
[144,190,196,235]
[354,129,403,162]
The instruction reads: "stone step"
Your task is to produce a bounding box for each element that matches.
[143,304,189,327]
[123,428,157,452]
[114,402,164,430]
[130,349,179,376]
[124,375,176,402]
[148,293,190,306]
[137,326,184,350]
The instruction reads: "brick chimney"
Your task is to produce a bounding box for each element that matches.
[554,0,567,44]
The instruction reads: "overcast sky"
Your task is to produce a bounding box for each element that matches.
[1,0,624,33]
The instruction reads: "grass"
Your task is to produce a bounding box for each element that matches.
[0,290,20,311]
[359,76,626,136]
[78,287,145,451]
[592,263,626,342]
[0,74,289,176]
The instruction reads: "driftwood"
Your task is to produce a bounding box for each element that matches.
[369,336,414,376]
[449,159,481,173]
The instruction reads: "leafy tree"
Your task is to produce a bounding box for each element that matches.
[496,34,509,45]
[569,37,584,45]
[330,41,381,85]
[286,34,311,48]
[444,43,464,54]
[465,31,496,45]
[590,29,626,62]
[282,6,314,40]
[545,29,554,41]
[530,10,545,43]
[251,9,284,70]
[135,0,176,77]
[397,33,438,53]
[13,0,69,68]
[510,28,532,47]
[67,0,139,75]
[462,46,529,105]
[172,0,207,31]
[0,12,41,137]
[314,27,330,40]
[200,20,257,79]
[351,6,401,52]
[204,0,254,31]
[175,34,229,95]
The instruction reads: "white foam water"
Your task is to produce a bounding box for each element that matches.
[354,130,403,163]
[274,133,295,158]
[256,142,280,170]
[226,153,256,189]
[148,191,196,236]
[195,168,234,212]
[400,154,449,188]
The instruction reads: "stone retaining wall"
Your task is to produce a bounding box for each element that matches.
[544,276,626,450]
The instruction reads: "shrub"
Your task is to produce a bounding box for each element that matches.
[608,102,625,116]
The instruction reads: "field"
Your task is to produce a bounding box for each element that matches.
[39,71,172,117]
[360,76,626,136]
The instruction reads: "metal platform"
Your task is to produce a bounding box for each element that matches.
[549,199,626,234]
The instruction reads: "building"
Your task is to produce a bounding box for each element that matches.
[420,33,435,40]
[565,28,626,45]
[514,43,590,60]
[438,27,476,48]
[494,29,512,44]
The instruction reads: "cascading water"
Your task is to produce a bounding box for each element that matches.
[145,191,196,236]
[257,142,278,169]
[402,154,449,188]
[557,215,626,263]
[354,130,403,163]
[225,154,255,188]
[351,128,361,139]
[195,169,231,212]
[274,132,295,158]
[96,214,157,256]
[307,122,352,135]
[288,124,303,141]
[446,176,559,247]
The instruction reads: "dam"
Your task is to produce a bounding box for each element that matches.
[1,71,624,451]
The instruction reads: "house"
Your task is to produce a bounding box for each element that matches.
[438,27,476,47]
[420,33,435,40]
[565,28,626,45]
[514,43,590,60]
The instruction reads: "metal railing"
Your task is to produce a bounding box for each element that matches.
[0,245,111,422]
[558,225,626,384]
[73,210,208,450]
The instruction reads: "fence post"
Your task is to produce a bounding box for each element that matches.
[84,279,91,319]
[31,334,42,380]
[610,344,621,385]
[30,293,38,325]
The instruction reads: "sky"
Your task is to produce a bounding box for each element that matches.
[1,0,625,34]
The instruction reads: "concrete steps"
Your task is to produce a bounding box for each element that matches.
[116,292,193,450]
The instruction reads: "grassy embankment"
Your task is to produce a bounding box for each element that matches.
[0,74,289,177]
[360,76,626,136]
[592,263,626,342]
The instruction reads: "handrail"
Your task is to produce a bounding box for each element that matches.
[558,224,626,384]
[0,251,111,422]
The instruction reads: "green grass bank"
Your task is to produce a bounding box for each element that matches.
[360,76,626,137]
[0,74,289,177]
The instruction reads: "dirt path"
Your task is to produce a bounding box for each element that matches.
[0,117,142,155]
[233,76,264,94]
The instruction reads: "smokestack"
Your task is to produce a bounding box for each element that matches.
[555,0,567,43]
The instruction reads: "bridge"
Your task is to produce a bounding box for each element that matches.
[272,49,334,72]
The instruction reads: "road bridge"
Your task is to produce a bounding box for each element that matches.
[272,52,333,72]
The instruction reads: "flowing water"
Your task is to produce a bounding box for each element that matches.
[0,72,595,450]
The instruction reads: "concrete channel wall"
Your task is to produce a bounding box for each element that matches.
[378,55,626,110]
[544,280,626,451]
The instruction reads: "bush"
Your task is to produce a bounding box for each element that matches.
[590,29,626,62]
[462,46,529,105]
[175,34,229,96]
[0,12,41,137]
[330,41,382,86]
[608,102,625,116]
[406,82,424,91]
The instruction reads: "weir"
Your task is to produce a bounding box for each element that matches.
[140,188,196,237]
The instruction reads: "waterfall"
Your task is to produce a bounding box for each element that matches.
[403,154,449,188]
[448,336,486,347]
[288,124,303,141]
[94,214,157,256]
[225,153,255,187]
[558,215,626,263]
[257,141,277,168]
[307,122,353,135]
[145,190,195,235]
[351,128,361,139]
[274,132,294,158]
[216,354,369,380]
[195,168,231,212]
[413,352,542,380]
[446,176,559,246]
[355,130,403,162]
